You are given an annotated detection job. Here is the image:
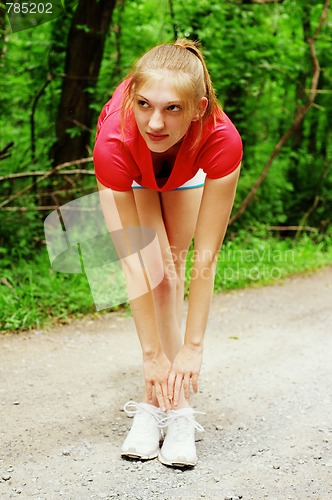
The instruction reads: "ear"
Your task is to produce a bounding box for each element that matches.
[192,97,208,122]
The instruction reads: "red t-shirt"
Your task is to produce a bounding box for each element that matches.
[94,80,243,192]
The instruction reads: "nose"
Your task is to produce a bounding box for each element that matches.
[148,110,164,132]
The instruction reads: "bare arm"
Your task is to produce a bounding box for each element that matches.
[168,166,241,404]
[96,181,172,410]
[186,166,241,346]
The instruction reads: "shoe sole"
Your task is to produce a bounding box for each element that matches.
[121,451,159,460]
[158,451,197,468]
[121,437,163,461]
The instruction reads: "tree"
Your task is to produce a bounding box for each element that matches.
[0,2,6,59]
[51,0,116,166]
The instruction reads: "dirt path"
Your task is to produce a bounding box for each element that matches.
[1,268,332,500]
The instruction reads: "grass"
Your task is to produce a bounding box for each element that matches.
[214,232,332,291]
[1,232,332,333]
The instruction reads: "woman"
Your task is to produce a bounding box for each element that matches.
[93,39,242,467]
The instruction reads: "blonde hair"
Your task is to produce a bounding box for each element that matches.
[122,39,222,148]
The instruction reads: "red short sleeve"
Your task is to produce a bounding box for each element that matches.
[199,113,243,179]
[94,136,136,191]
[93,81,140,191]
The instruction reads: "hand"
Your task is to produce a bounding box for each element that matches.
[167,343,203,407]
[143,351,172,411]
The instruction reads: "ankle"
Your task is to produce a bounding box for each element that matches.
[171,391,190,410]
[142,397,159,408]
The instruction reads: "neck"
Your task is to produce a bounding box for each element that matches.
[151,139,183,159]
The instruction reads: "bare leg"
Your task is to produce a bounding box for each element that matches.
[160,188,203,329]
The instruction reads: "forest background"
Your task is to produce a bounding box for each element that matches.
[0,0,331,332]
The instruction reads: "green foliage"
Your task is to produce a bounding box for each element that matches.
[0,249,96,332]
[0,0,331,332]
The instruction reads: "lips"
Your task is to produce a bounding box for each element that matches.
[147,132,168,142]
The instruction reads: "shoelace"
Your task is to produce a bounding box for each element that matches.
[158,408,205,433]
[123,400,165,423]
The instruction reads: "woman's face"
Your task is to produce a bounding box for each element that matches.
[133,80,203,153]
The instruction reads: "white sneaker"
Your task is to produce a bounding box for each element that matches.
[158,407,204,467]
[121,401,165,460]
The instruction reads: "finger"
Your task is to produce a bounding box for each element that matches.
[183,373,191,401]
[146,381,153,403]
[162,382,172,411]
[173,374,183,407]
[167,371,176,401]
[155,384,167,412]
[192,373,199,394]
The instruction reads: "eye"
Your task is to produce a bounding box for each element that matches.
[167,104,182,112]
[137,99,150,109]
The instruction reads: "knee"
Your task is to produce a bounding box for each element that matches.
[156,270,177,295]
[154,263,184,300]
[121,254,164,298]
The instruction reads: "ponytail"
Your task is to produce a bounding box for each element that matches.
[173,39,219,119]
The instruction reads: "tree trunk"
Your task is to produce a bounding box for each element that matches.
[0,3,6,59]
[52,0,116,166]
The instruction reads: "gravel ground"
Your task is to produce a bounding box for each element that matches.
[0,267,332,500]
